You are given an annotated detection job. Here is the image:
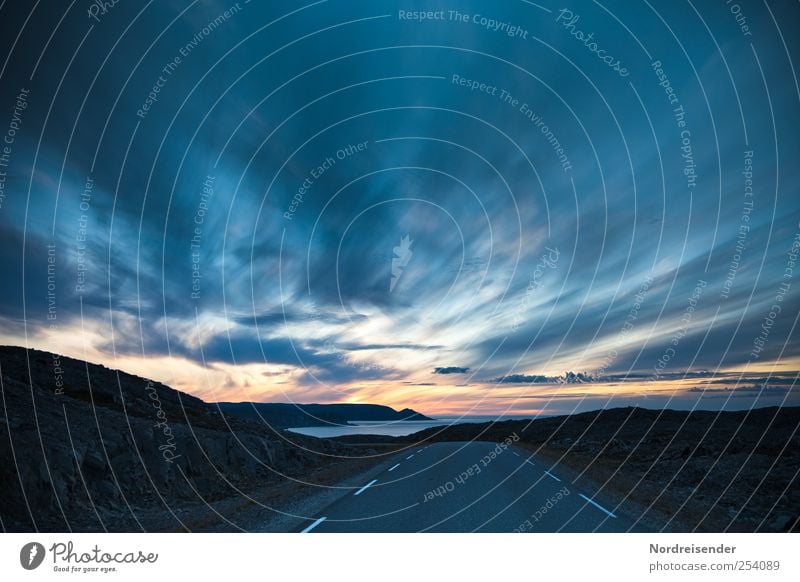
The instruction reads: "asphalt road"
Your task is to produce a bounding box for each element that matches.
[300,441,639,532]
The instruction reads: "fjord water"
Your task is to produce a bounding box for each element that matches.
[286,416,525,438]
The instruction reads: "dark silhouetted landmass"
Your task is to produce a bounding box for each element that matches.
[0,346,399,532]
[217,402,432,428]
[333,407,800,532]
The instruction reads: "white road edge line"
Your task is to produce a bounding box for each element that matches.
[579,493,617,518]
[544,470,561,482]
[406,454,415,460]
[525,459,536,467]
[301,516,327,533]
[354,479,378,496]
[388,463,401,472]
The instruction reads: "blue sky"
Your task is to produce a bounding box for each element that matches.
[0,0,798,415]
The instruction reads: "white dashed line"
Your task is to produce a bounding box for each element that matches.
[579,493,617,518]
[354,479,378,496]
[301,516,327,533]
[417,448,424,453]
[525,459,536,467]
[512,452,520,457]
[544,470,561,482]
[406,454,415,460]
[388,463,401,472]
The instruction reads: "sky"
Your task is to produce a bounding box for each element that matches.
[0,0,798,417]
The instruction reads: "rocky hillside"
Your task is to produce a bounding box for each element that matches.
[0,346,380,532]
[363,407,800,532]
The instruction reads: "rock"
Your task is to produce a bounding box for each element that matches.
[0,346,361,531]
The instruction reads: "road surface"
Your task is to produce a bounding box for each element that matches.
[300,441,640,532]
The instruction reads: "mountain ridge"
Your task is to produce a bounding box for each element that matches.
[0,345,403,531]
[216,401,433,428]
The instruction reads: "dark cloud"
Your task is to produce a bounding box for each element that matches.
[494,372,594,384]
[433,366,470,374]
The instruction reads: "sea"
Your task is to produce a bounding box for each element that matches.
[286,416,534,438]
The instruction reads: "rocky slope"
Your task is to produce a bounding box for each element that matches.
[0,346,387,532]
[360,407,800,532]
